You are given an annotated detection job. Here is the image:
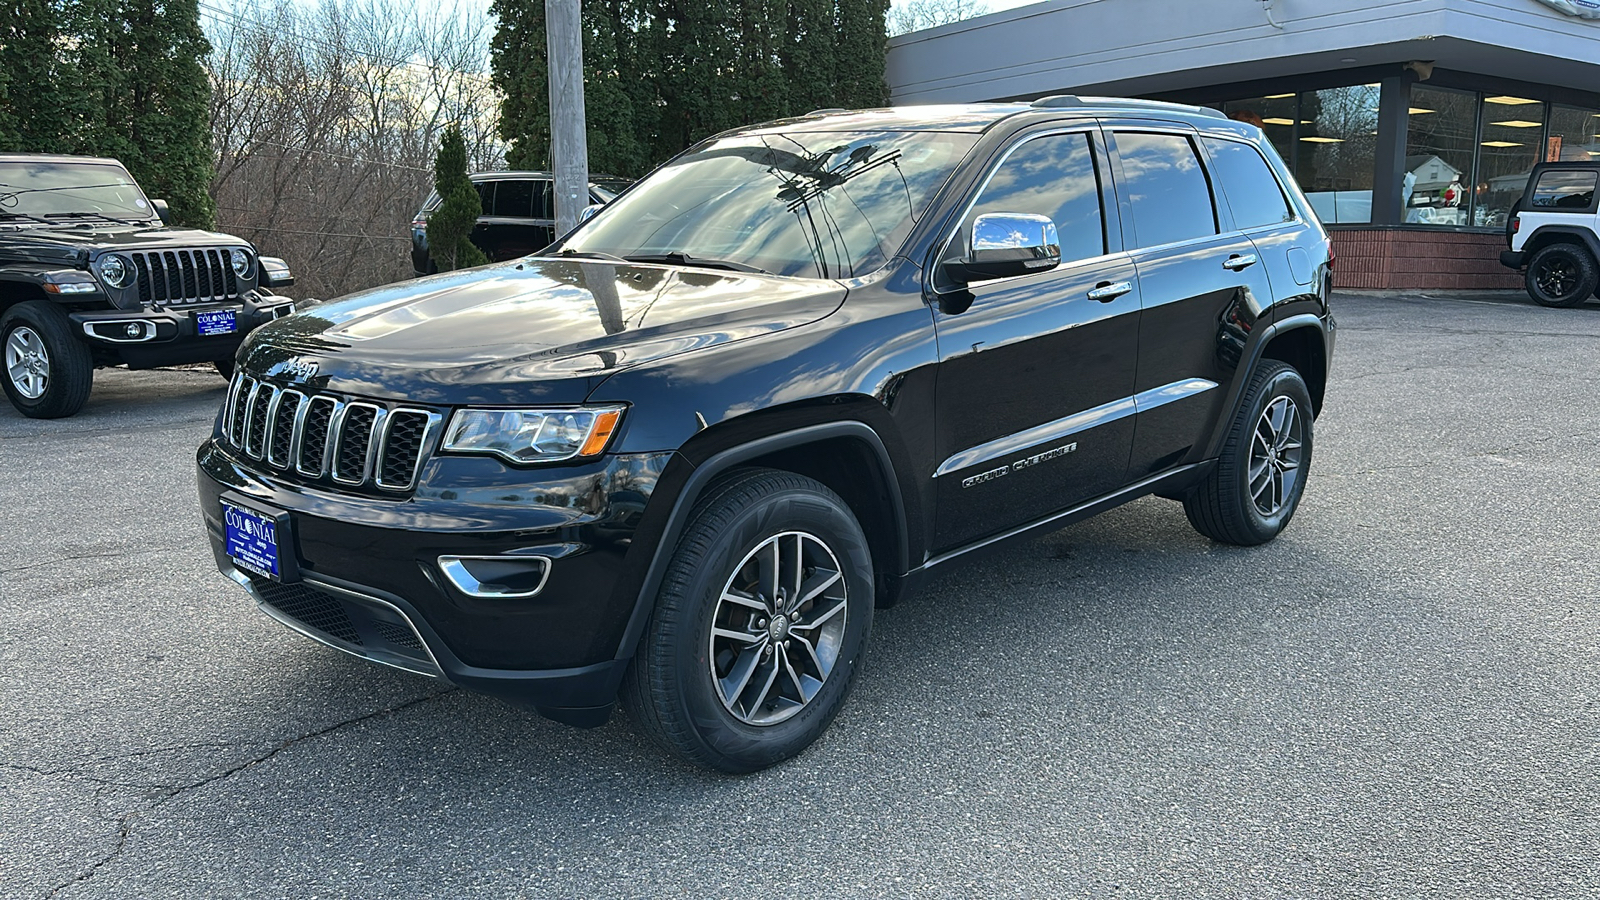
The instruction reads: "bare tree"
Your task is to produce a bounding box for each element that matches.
[204,0,502,301]
[887,0,990,36]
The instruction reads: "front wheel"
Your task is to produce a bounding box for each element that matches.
[2,301,94,418]
[624,468,874,773]
[1184,361,1314,546]
[1525,243,1598,308]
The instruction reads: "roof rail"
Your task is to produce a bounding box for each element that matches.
[1030,95,1228,119]
[806,108,849,116]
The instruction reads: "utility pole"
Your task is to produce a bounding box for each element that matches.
[546,0,589,237]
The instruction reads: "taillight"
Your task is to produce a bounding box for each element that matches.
[1511,215,1520,234]
[411,218,427,229]
[1325,236,1335,271]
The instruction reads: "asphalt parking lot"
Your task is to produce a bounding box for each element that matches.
[3,291,1598,898]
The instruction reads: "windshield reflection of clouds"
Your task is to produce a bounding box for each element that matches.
[564,131,977,278]
[0,162,149,216]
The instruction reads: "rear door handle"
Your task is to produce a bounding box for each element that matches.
[1222,253,1259,271]
[1087,281,1133,302]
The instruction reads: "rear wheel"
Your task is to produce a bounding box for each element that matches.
[624,468,874,773]
[2,301,94,418]
[1525,243,1598,308]
[1184,361,1313,546]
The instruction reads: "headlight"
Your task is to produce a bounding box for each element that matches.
[230,248,254,278]
[442,406,625,465]
[97,254,131,288]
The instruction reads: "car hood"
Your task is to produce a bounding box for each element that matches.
[0,224,250,267]
[239,258,847,406]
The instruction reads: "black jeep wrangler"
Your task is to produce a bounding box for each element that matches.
[197,98,1335,772]
[1,154,297,418]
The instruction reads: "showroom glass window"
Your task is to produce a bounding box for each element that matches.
[1548,105,1600,162]
[1403,87,1478,226]
[1477,95,1546,227]
[1217,84,1378,224]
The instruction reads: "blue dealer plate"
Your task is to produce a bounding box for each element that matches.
[197,310,237,336]
[224,502,281,580]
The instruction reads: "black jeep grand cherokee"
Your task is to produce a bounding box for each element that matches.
[198,98,1334,772]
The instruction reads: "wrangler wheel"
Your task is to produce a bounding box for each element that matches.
[1526,243,1598,308]
[1,301,93,418]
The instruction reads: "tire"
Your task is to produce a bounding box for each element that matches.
[624,468,874,773]
[1183,361,1313,546]
[1,301,94,418]
[213,358,235,380]
[1525,243,1598,308]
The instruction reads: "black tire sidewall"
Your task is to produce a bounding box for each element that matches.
[657,479,874,772]
[0,302,93,418]
[1229,365,1315,543]
[1526,244,1598,308]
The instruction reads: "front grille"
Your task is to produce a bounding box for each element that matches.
[132,248,241,305]
[224,374,441,493]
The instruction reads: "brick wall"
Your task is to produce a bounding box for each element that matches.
[1330,229,1522,291]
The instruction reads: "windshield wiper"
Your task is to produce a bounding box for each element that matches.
[624,252,770,275]
[0,211,56,225]
[556,249,628,262]
[44,211,146,226]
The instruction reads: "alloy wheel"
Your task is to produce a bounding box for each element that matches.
[1249,395,1303,517]
[1536,258,1578,299]
[708,530,849,726]
[5,326,49,399]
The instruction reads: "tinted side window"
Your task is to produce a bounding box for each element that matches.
[493,180,535,217]
[963,132,1105,265]
[1202,137,1294,229]
[475,182,494,216]
[1114,132,1217,248]
[1531,171,1597,209]
[531,180,554,219]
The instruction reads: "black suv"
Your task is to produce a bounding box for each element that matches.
[199,98,1335,772]
[409,171,631,276]
[1,154,297,418]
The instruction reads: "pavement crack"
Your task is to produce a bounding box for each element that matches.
[0,547,191,576]
[40,689,457,898]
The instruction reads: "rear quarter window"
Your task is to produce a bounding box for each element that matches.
[1201,137,1295,230]
[1531,171,1597,210]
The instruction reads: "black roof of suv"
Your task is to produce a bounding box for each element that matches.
[198,97,1335,772]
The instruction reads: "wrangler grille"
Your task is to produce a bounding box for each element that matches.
[224,374,441,493]
[131,248,242,305]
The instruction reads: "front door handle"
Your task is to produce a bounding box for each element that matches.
[1222,253,1259,271]
[1087,280,1133,302]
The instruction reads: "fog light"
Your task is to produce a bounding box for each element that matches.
[125,322,143,338]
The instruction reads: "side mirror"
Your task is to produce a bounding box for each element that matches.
[150,199,171,225]
[941,213,1061,285]
[579,203,605,224]
[259,256,295,288]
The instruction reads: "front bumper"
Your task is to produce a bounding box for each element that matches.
[71,292,295,367]
[197,438,675,724]
[1500,249,1526,270]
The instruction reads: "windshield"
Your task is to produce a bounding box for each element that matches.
[0,161,153,219]
[555,130,979,278]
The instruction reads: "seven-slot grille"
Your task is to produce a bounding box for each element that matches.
[130,248,242,305]
[224,374,441,492]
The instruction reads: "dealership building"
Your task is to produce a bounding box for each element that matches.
[886,0,1600,289]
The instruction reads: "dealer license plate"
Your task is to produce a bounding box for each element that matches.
[224,502,281,580]
[197,309,237,336]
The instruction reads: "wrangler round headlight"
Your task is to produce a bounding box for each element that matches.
[96,254,131,288]
[230,248,254,278]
